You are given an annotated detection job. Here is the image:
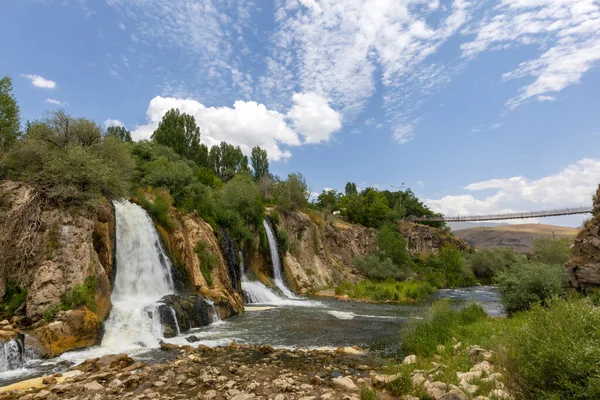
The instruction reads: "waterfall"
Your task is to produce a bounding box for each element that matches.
[263,220,298,299]
[100,200,176,351]
[205,299,222,324]
[0,339,24,372]
[239,251,287,304]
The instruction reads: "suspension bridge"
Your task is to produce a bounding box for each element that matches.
[407,206,593,223]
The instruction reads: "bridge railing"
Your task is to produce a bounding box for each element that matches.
[407,206,593,222]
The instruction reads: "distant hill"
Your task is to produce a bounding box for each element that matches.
[453,224,579,253]
[448,221,510,231]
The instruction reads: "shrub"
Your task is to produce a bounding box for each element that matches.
[60,276,96,312]
[467,248,521,281]
[496,262,565,315]
[353,253,406,281]
[531,237,572,265]
[195,240,216,287]
[401,301,488,356]
[376,225,412,268]
[504,298,600,400]
[335,279,436,302]
[277,228,289,254]
[136,187,177,230]
[2,280,27,315]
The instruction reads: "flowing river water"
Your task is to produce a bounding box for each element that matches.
[0,201,505,387]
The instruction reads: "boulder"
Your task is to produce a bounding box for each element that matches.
[439,389,469,400]
[27,308,101,357]
[403,354,417,365]
[332,376,359,392]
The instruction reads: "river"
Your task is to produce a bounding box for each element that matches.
[0,285,503,387]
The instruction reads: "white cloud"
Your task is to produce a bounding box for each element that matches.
[462,0,600,109]
[417,180,425,188]
[364,118,375,126]
[45,98,64,106]
[21,74,56,89]
[537,95,556,102]
[287,92,342,144]
[118,22,126,30]
[104,119,125,128]
[393,123,416,144]
[472,123,503,133]
[426,158,600,218]
[133,96,297,161]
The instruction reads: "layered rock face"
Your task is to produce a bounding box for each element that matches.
[251,210,377,293]
[156,209,244,317]
[565,185,600,292]
[397,221,470,254]
[0,181,114,356]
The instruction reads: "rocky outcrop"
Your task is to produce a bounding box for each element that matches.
[154,208,244,317]
[397,221,470,254]
[565,185,600,292]
[157,294,219,338]
[250,210,376,294]
[0,180,115,356]
[25,308,101,358]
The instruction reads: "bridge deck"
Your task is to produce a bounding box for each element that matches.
[408,206,593,222]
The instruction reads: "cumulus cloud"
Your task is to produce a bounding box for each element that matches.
[21,74,56,89]
[104,119,125,128]
[45,98,64,106]
[132,93,340,161]
[287,92,342,144]
[426,159,600,217]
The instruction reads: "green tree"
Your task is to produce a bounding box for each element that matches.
[376,225,411,268]
[250,145,269,181]
[24,110,102,149]
[0,76,20,155]
[272,173,309,210]
[531,237,572,265]
[345,182,357,197]
[106,125,132,142]
[317,189,340,211]
[209,142,249,181]
[151,108,209,167]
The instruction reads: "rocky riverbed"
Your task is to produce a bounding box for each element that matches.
[0,343,386,400]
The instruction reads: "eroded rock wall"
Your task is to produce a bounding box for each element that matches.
[249,210,377,294]
[0,180,115,356]
[565,185,600,292]
[397,221,470,254]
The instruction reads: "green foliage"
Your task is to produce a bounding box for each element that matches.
[503,298,600,400]
[136,187,177,230]
[531,237,572,265]
[151,108,209,167]
[43,304,59,322]
[2,280,27,315]
[345,182,358,197]
[377,225,411,268]
[209,141,249,182]
[436,244,476,287]
[466,248,522,282]
[496,262,565,315]
[402,301,489,356]
[5,111,134,206]
[0,76,20,155]
[250,145,269,181]
[271,173,309,211]
[277,228,289,254]
[353,254,406,281]
[195,240,216,287]
[269,209,280,225]
[360,387,378,400]
[140,155,195,201]
[335,279,436,302]
[219,173,264,227]
[317,189,341,211]
[60,276,96,312]
[105,125,132,142]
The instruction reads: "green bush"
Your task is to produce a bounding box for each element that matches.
[376,225,412,268]
[353,253,406,281]
[402,300,488,356]
[504,298,600,400]
[2,280,27,315]
[531,237,572,265]
[136,187,177,230]
[60,276,96,312]
[195,240,216,287]
[467,248,521,282]
[496,262,565,315]
[277,228,289,254]
[335,279,436,302]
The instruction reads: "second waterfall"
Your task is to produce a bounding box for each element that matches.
[262,219,298,299]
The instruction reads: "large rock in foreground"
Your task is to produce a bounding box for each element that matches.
[565,185,600,292]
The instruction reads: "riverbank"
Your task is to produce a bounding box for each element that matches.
[0,344,384,400]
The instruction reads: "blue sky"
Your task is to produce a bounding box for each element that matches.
[3,0,600,227]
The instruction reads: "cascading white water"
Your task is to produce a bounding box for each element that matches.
[205,299,222,324]
[0,340,24,372]
[100,200,176,352]
[263,220,298,299]
[238,251,287,304]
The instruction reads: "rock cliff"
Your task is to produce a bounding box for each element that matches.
[564,185,600,292]
[397,221,470,254]
[248,210,377,293]
[0,180,114,356]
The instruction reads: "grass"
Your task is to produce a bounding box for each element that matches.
[2,280,27,315]
[43,276,97,322]
[335,279,436,302]
[394,297,600,400]
[195,240,216,287]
